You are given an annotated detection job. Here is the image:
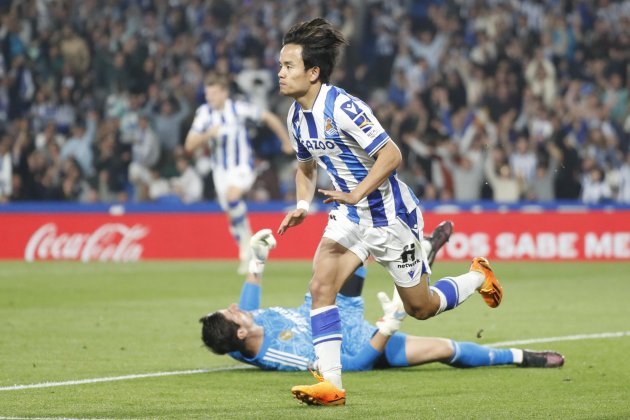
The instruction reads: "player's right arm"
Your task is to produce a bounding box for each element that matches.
[278,159,317,235]
[184,106,220,154]
[184,126,220,154]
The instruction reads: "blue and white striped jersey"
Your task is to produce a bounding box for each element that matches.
[287,84,420,228]
[189,98,261,172]
[228,294,376,371]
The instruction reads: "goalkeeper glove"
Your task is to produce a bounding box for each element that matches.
[248,229,277,275]
[376,288,407,336]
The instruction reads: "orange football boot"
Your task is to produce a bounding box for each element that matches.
[470,257,503,308]
[291,370,346,406]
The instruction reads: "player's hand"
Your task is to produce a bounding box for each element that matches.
[318,189,361,205]
[277,208,308,235]
[376,288,407,336]
[250,229,277,262]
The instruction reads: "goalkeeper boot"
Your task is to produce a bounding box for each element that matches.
[470,257,503,308]
[291,370,346,406]
[520,350,565,368]
[426,221,454,267]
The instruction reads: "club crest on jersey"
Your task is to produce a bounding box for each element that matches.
[279,330,293,341]
[324,118,339,137]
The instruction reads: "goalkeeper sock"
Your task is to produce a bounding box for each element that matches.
[449,341,514,367]
[431,271,485,314]
[311,305,343,389]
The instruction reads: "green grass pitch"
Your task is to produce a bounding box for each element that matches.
[1,260,629,419]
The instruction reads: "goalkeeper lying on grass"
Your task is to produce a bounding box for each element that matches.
[200,227,564,372]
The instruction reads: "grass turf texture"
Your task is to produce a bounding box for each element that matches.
[1,260,629,419]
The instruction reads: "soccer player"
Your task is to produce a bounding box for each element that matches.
[276,18,503,405]
[185,74,292,274]
[200,229,564,406]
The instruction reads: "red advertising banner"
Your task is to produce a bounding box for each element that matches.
[1,211,629,261]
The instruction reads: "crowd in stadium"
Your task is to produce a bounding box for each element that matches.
[1,0,630,204]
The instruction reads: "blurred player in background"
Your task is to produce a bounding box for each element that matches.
[276,18,503,405]
[200,229,563,405]
[185,74,292,274]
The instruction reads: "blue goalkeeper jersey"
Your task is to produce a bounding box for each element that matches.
[228,293,377,371]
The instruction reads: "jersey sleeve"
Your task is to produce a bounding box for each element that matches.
[189,106,212,133]
[287,103,313,162]
[334,96,391,156]
[238,282,261,311]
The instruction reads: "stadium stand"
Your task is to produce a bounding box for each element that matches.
[1,0,629,204]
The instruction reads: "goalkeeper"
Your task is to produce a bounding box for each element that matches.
[200,226,564,371]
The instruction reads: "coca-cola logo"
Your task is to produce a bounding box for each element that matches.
[25,223,149,262]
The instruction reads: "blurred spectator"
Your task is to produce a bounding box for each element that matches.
[525,141,561,202]
[60,156,95,202]
[484,147,522,202]
[171,156,203,203]
[143,81,190,174]
[0,0,629,206]
[618,152,630,203]
[150,153,203,204]
[128,114,161,202]
[581,163,612,203]
[59,111,97,177]
[58,24,90,75]
[0,134,12,202]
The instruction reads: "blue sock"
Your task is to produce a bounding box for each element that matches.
[227,199,248,243]
[311,306,343,387]
[431,278,459,311]
[449,341,514,367]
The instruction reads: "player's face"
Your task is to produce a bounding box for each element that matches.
[205,84,228,109]
[278,43,315,98]
[220,304,253,329]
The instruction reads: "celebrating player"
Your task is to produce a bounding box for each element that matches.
[200,229,563,406]
[276,18,503,405]
[185,74,292,274]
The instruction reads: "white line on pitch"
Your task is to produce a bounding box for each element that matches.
[0,417,120,420]
[486,331,630,347]
[1,331,628,392]
[0,365,253,392]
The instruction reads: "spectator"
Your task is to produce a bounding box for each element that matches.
[128,114,161,202]
[0,134,12,202]
[618,152,630,203]
[525,142,561,202]
[581,163,612,203]
[484,147,522,203]
[143,81,190,174]
[59,111,97,177]
[1,0,628,206]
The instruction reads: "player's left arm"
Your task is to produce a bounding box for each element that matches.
[319,140,401,205]
[260,110,294,155]
[238,229,277,311]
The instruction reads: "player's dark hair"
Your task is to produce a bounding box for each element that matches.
[199,312,246,355]
[282,18,347,84]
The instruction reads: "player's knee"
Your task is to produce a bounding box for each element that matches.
[309,277,337,303]
[406,305,435,320]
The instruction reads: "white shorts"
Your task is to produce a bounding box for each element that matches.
[323,209,431,288]
[213,166,255,209]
